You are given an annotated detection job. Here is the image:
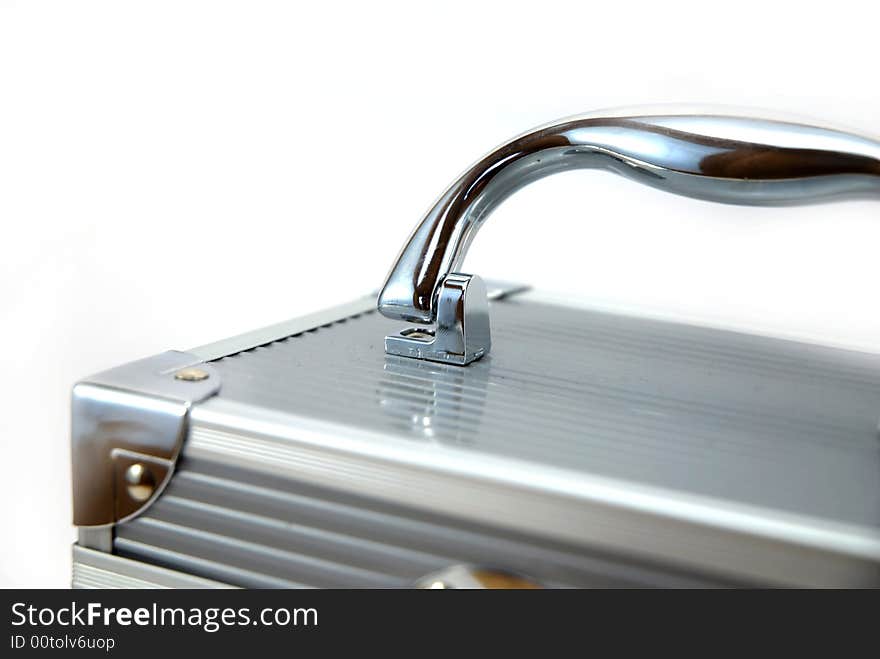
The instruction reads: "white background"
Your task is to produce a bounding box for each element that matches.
[1,1,878,587]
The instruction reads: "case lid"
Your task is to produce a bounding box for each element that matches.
[182,291,880,586]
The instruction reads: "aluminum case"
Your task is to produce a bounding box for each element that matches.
[71,106,880,588]
[71,290,880,588]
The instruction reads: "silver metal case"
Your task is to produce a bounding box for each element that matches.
[71,107,880,588]
[72,291,880,588]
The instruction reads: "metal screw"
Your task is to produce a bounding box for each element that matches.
[174,367,210,382]
[124,463,156,502]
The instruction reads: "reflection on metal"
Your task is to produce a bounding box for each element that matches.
[384,279,528,366]
[385,273,490,365]
[377,107,880,364]
[124,463,157,502]
[71,351,221,528]
[378,353,489,446]
[416,564,543,589]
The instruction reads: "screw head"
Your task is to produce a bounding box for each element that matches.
[124,463,156,502]
[174,367,210,382]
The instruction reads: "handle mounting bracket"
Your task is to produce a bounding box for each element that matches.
[385,273,490,365]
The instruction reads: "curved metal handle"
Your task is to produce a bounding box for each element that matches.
[378,107,880,364]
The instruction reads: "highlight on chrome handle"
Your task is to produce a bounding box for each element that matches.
[378,106,880,365]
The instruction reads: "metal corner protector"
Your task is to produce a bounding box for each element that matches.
[71,350,221,528]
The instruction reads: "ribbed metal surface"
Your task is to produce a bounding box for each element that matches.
[72,546,233,589]
[205,298,880,528]
[115,457,729,587]
[112,295,880,586]
[73,563,166,589]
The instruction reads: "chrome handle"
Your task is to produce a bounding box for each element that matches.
[378,107,880,365]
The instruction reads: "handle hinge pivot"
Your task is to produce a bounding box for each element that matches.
[385,273,490,365]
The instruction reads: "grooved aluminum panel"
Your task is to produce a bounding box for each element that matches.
[114,294,880,586]
[72,545,233,589]
[206,298,880,527]
[114,458,730,588]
